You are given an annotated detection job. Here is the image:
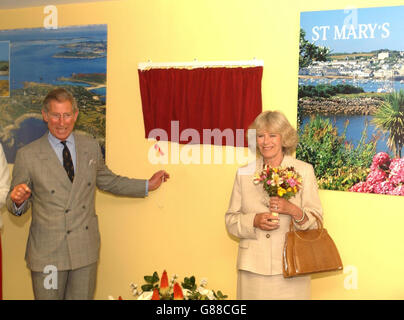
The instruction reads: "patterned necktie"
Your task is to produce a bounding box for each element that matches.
[61,141,74,182]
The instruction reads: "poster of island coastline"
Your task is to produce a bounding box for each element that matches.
[0,41,10,97]
[297,6,404,196]
[0,24,106,163]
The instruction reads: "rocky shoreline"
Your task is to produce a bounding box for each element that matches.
[298,96,384,116]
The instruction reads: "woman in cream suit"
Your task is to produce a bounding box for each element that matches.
[0,143,10,300]
[0,143,10,227]
[225,111,323,300]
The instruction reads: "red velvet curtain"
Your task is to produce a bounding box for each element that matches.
[138,66,263,147]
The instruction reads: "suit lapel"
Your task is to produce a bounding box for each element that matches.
[38,133,73,187]
[72,132,88,188]
[65,132,89,206]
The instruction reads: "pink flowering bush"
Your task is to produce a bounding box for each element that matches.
[370,152,390,171]
[350,181,372,193]
[389,158,404,186]
[349,152,404,196]
[366,168,387,185]
[390,185,404,196]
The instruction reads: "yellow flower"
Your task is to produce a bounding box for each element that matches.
[271,174,280,186]
[277,187,286,197]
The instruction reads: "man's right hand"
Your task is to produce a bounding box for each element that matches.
[10,183,32,206]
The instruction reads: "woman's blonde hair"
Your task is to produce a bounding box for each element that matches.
[248,110,298,156]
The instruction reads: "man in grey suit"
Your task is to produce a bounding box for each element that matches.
[7,88,169,300]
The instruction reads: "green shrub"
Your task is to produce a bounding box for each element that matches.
[298,84,364,98]
[296,115,377,190]
[318,166,370,191]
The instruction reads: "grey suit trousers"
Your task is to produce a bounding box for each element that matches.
[31,263,97,300]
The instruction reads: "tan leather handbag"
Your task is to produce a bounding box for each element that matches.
[283,214,343,278]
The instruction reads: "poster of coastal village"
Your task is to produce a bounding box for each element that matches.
[297,6,404,196]
[0,24,106,163]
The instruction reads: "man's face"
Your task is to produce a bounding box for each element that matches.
[42,99,79,141]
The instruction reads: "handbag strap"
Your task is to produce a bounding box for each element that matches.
[289,213,324,241]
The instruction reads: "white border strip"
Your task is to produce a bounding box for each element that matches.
[138,59,264,70]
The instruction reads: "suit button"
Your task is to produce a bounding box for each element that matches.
[67,230,71,234]
[85,226,88,230]
[51,190,55,194]
[266,234,271,238]
[82,205,86,209]
[65,209,70,213]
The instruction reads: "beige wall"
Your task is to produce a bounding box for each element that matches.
[1,0,404,300]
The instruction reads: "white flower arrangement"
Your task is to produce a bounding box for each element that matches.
[130,270,227,300]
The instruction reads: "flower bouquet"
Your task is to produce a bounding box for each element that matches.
[130,270,227,300]
[253,165,302,216]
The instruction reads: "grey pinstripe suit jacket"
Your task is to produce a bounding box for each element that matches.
[7,132,147,272]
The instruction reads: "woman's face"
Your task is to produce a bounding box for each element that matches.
[257,131,283,164]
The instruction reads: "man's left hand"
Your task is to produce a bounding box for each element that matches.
[148,170,170,191]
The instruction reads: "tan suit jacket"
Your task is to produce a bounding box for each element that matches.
[225,155,323,275]
[7,132,147,272]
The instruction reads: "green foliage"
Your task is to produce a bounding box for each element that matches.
[214,291,228,300]
[297,116,377,190]
[297,116,347,178]
[0,61,9,72]
[318,166,370,191]
[181,276,228,300]
[136,271,227,300]
[343,120,378,169]
[298,84,364,99]
[72,73,106,84]
[299,29,331,68]
[371,89,404,158]
[182,276,197,291]
[141,271,159,292]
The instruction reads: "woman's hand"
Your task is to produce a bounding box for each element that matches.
[269,196,305,222]
[269,196,293,215]
[253,212,280,231]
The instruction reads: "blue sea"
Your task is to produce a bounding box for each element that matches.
[298,77,404,92]
[0,25,107,163]
[300,114,403,156]
[299,77,404,157]
[0,25,107,99]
